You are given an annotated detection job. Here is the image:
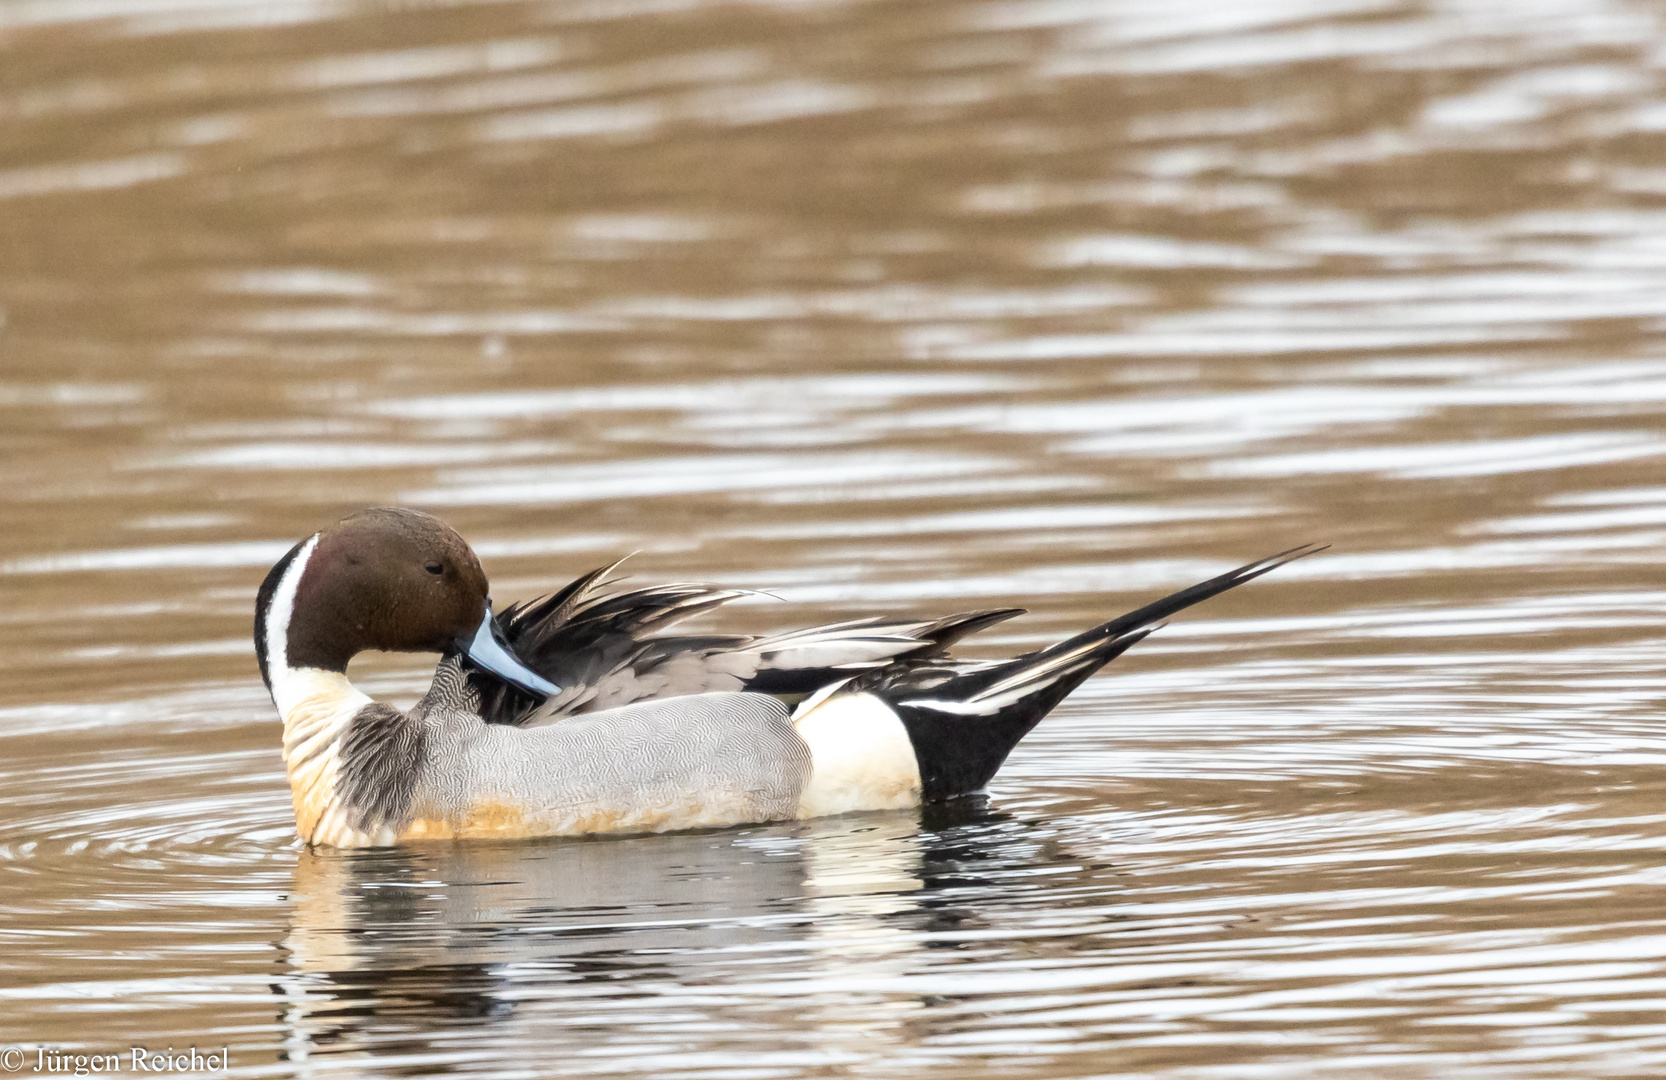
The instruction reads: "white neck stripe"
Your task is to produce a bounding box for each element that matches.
[264,534,319,690]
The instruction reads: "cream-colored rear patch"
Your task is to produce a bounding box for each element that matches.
[793,692,921,818]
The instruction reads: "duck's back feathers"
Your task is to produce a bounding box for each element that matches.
[466,561,1024,726]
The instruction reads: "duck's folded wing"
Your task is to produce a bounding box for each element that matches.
[465,561,1022,726]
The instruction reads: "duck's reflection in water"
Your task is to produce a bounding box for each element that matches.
[276,798,1075,1075]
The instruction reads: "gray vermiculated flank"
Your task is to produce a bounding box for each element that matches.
[337,701,429,834]
[415,658,812,828]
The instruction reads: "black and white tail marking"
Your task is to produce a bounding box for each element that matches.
[870,543,1325,800]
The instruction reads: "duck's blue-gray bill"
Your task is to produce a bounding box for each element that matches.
[460,608,560,698]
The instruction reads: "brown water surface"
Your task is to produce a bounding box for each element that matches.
[4,0,1666,1076]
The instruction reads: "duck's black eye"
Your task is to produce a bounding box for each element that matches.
[424,561,444,576]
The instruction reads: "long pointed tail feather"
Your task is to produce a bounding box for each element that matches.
[1065,542,1325,647]
[876,543,1324,799]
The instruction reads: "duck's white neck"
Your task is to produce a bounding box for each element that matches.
[261,532,378,845]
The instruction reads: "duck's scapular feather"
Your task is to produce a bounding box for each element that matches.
[469,557,1027,727]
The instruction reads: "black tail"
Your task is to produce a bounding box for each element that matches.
[872,543,1325,800]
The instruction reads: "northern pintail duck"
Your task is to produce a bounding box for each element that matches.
[256,507,1319,847]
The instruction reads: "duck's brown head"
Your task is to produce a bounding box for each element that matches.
[255,507,556,697]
